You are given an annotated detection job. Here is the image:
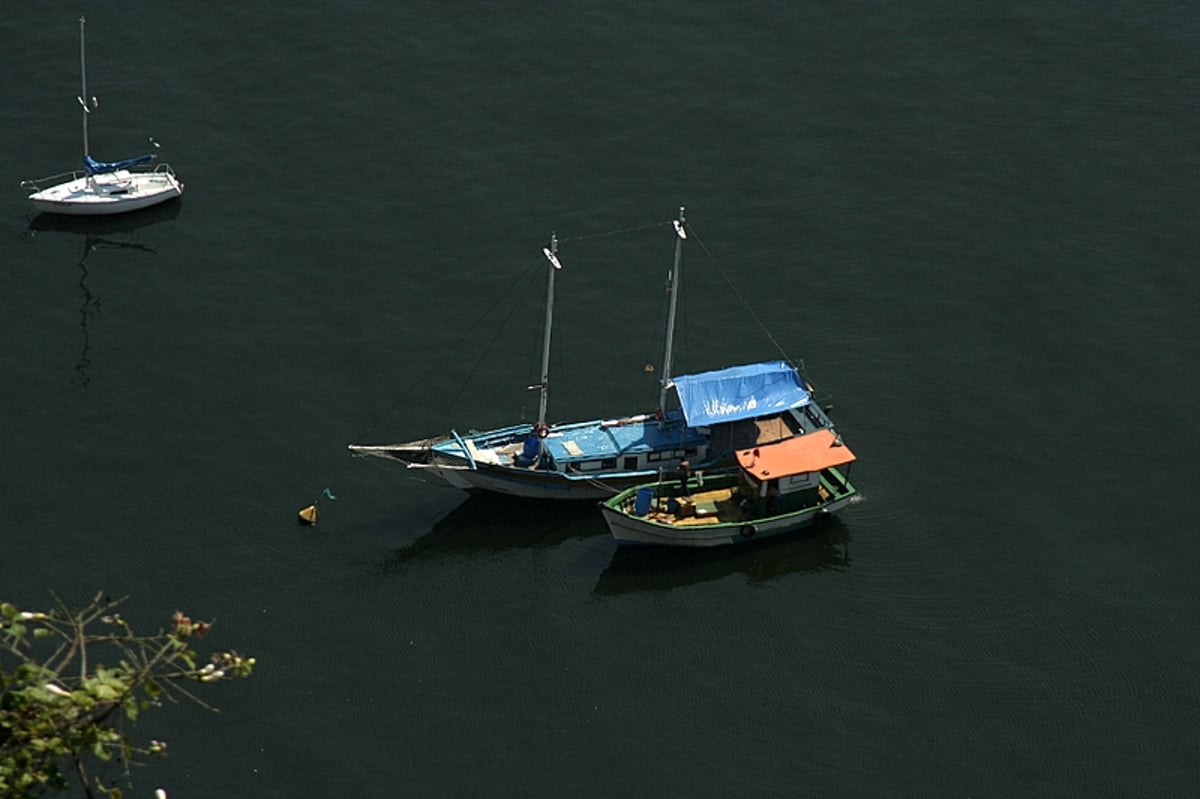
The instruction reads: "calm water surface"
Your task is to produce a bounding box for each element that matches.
[1,2,1196,796]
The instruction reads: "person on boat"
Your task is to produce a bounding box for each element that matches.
[515,422,552,468]
[765,480,781,516]
[674,461,692,497]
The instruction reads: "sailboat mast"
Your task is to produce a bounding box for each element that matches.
[658,206,687,413]
[78,16,90,159]
[538,233,563,425]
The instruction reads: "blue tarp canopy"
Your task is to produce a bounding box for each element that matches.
[84,154,154,175]
[672,361,810,427]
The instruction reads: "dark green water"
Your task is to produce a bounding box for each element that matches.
[2,2,1196,796]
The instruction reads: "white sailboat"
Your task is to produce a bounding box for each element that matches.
[21,16,183,217]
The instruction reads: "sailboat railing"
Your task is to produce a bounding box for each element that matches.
[21,171,87,191]
[21,161,178,193]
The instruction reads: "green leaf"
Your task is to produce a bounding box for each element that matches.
[92,739,112,761]
[2,593,255,798]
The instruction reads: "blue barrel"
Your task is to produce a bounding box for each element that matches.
[635,488,654,515]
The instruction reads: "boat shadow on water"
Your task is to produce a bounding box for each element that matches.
[26,197,182,237]
[25,201,182,387]
[593,519,852,595]
[376,492,607,573]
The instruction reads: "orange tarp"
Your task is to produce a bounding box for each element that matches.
[736,429,857,480]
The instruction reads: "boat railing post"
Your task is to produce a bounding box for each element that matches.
[449,429,477,470]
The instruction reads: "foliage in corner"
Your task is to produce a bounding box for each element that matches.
[0,592,254,799]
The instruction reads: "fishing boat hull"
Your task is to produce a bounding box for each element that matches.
[27,168,183,216]
[411,460,654,500]
[348,209,845,506]
[599,466,858,548]
[347,359,840,501]
[350,414,711,501]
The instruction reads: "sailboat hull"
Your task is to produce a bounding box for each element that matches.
[28,169,183,216]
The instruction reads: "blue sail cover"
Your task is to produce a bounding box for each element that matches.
[672,361,810,427]
[84,154,155,175]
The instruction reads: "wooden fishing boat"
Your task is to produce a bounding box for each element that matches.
[599,429,859,547]
[349,209,839,500]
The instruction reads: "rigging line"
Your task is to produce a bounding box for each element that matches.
[674,267,689,392]
[437,255,545,431]
[520,266,555,422]
[641,266,672,406]
[519,315,565,424]
[557,219,674,244]
[688,228,795,367]
[351,253,545,442]
[520,288,543,422]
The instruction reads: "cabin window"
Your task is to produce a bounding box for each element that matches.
[623,457,638,471]
[647,449,684,463]
[578,458,617,472]
[780,472,817,494]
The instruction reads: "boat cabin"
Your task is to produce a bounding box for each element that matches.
[734,428,857,517]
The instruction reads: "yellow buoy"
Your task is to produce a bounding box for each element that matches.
[297,504,318,526]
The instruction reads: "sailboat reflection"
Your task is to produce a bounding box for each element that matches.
[27,202,180,386]
[594,520,852,595]
[378,493,604,572]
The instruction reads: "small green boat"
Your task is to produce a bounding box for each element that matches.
[599,429,859,547]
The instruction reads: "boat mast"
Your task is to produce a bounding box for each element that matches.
[78,16,90,160]
[538,233,563,426]
[658,206,687,416]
